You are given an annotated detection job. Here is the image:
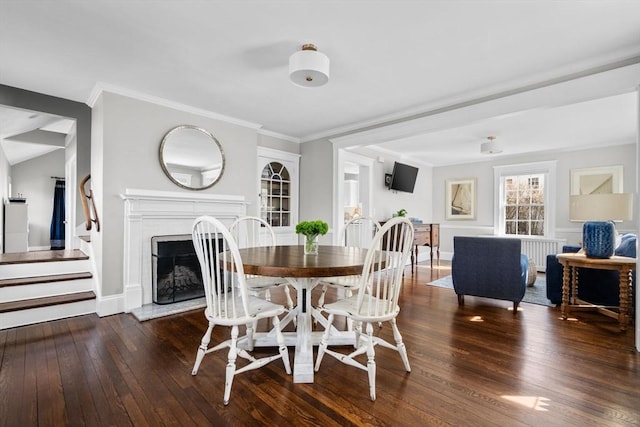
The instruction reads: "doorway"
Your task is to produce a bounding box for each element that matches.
[334,149,374,244]
[0,105,76,252]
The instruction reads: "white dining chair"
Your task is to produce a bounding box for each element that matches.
[316,216,381,308]
[314,216,414,401]
[230,216,295,311]
[191,216,291,405]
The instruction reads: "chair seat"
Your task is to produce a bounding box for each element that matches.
[246,275,287,289]
[322,294,400,323]
[322,275,361,289]
[204,295,287,326]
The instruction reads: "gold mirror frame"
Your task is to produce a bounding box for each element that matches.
[159,125,225,190]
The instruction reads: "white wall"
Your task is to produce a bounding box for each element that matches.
[433,143,637,255]
[11,149,65,249]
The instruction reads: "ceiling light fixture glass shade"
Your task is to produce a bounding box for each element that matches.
[481,135,502,154]
[289,44,330,87]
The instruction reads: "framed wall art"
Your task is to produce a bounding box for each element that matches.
[570,165,623,195]
[446,178,476,220]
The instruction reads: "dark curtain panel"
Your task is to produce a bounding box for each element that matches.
[50,179,65,249]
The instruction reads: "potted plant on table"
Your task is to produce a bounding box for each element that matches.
[394,209,407,217]
[296,220,329,255]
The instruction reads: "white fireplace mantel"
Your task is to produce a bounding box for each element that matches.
[120,188,248,312]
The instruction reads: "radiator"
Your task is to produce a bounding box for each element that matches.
[520,238,565,272]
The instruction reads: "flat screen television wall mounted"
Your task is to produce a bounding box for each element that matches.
[387,161,419,193]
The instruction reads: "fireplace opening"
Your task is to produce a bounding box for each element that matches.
[152,234,204,305]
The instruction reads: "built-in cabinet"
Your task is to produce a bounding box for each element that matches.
[3,202,28,253]
[257,148,300,245]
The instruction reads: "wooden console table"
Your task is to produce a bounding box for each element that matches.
[412,223,439,273]
[556,252,636,331]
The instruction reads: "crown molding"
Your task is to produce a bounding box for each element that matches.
[257,128,300,143]
[87,82,262,130]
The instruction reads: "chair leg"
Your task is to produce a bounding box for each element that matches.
[513,301,519,316]
[365,322,377,401]
[391,318,411,372]
[246,321,256,351]
[317,284,328,307]
[314,313,334,371]
[192,322,214,375]
[272,315,291,374]
[283,285,295,310]
[354,320,362,348]
[457,294,464,306]
[223,325,239,405]
[283,285,297,328]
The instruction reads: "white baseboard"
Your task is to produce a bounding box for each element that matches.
[97,293,125,317]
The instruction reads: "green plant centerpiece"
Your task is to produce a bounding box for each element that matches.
[395,209,407,217]
[295,220,329,255]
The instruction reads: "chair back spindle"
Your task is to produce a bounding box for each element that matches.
[357,217,414,319]
[192,216,250,320]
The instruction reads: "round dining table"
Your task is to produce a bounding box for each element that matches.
[237,245,370,383]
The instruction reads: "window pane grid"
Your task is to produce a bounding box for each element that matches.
[503,174,545,236]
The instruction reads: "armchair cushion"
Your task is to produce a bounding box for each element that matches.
[452,236,527,306]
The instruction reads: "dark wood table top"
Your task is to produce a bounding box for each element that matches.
[237,245,370,278]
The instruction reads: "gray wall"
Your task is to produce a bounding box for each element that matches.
[370,153,434,223]
[94,91,267,297]
[299,138,334,243]
[432,143,637,255]
[258,133,300,154]
[11,149,65,248]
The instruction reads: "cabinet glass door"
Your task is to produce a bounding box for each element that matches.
[260,161,291,227]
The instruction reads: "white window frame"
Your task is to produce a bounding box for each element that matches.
[493,161,557,237]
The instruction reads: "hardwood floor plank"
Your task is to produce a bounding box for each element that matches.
[51,318,102,426]
[0,263,638,426]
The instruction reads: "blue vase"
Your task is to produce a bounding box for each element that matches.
[583,221,615,258]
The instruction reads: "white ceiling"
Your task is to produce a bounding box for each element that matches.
[1,1,639,166]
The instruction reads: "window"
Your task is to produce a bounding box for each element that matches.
[494,161,557,237]
[504,174,545,236]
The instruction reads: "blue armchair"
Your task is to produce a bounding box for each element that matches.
[452,236,528,315]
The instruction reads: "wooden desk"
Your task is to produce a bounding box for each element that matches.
[412,223,439,273]
[238,245,369,383]
[556,252,636,331]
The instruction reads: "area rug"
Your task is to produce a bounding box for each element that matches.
[427,275,554,307]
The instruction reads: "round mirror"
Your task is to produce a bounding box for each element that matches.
[159,125,225,190]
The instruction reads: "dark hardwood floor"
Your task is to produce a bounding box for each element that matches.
[1,262,638,426]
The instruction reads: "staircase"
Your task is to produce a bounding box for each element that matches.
[0,249,96,330]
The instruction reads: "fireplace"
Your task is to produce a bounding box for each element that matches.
[151,235,204,304]
[120,189,247,312]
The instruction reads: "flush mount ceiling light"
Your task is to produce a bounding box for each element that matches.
[481,135,503,154]
[289,44,330,87]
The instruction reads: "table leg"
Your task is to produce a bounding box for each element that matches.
[561,263,570,320]
[288,277,320,383]
[619,268,631,331]
[411,245,417,274]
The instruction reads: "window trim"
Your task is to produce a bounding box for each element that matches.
[493,161,557,237]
